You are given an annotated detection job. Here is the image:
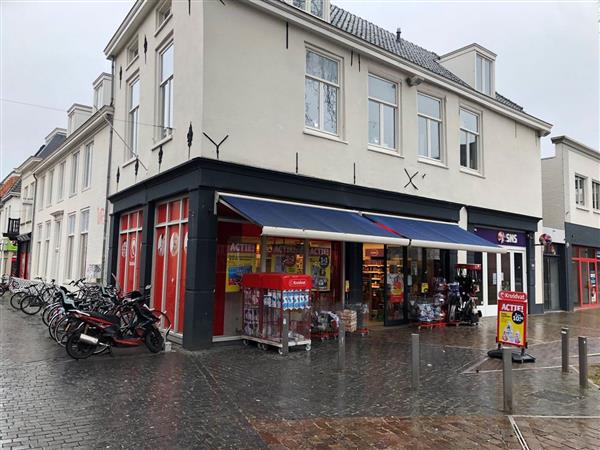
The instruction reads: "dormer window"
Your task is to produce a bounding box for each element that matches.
[476,54,492,96]
[156,0,172,29]
[292,0,325,19]
[93,85,103,110]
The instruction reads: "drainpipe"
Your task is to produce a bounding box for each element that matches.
[100,56,116,285]
[30,173,38,279]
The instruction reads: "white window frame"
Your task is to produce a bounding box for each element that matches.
[70,152,79,196]
[158,43,174,139]
[304,48,341,137]
[156,0,172,30]
[476,54,492,96]
[592,180,600,211]
[82,142,93,190]
[43,220,51,278]
[417,92,443,161]
[290,0,327,19]
[78,209,90,279]
[36,223,43,276]
[53,218,62,281]
[575,174,587,207]
[57,161,65,201]
[126,37,139,65]
[93,85,103,110]
[367,74,398,151]
[65,213,76,280]
[459,107,481,172]
[46,169,53,207]
[38,176,45,211]
[128,78,140,157]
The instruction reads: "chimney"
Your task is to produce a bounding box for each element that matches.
[396,28,401,42]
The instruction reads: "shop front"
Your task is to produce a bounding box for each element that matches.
[15,233,31,279]
[564,222,600,311]
[571,246,599,308]
[108,158,526,350]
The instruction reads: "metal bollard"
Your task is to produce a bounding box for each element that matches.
[281,317,289,355]
[411,334,420,387]
[502,347,513,414]
[561,327,569,373]
[579,336,588,389]
[338,319,346,370]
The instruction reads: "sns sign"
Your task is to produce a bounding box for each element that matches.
[497,291,528,348]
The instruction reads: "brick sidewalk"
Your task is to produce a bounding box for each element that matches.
[2,297,600,449]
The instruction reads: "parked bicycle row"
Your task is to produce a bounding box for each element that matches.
[4,276,171,360]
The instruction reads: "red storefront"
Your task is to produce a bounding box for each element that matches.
[116,210,143,293]
[572,246,599,308]
[152,197,188,335]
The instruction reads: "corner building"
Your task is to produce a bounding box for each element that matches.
[104,0,552,349]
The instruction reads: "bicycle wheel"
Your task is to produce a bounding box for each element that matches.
[21,295,43,315]
[48,313,63,340]
[10,292,25,310]
[42,303,59,326]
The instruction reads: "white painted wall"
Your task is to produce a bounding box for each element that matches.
[108,1,546,223]
[30,117,111,283]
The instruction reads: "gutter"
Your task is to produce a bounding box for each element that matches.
[101,56,116,285]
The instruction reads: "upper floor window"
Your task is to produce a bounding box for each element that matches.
[38,176,45,211]
[57,161,65,201]
[476,54,492,96]
[127,38,139,65]
[368,75,397,150]
[592,181,599,211]
[70,152,79,196]
[156,0,172,29]
[459,109,480,171]
[129,79,140,157]
[292,0,324,18]
[305,49,339,135]
[575,175,586,207]
[82,143,93,190]
[93,85,103,110]
[417,93,442,160]
[159,44,174,138]
[46,169,54,207]
[23,185,28,200]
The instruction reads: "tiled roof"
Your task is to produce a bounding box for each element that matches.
[36,132,66,159]
[0,176,19,198]
[309,4,525,112]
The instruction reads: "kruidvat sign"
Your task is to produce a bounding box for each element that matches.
[497,291,528,348]
[474,227,527,247]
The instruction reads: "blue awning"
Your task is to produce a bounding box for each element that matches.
[364,214,506,253]
[219,195,409,245]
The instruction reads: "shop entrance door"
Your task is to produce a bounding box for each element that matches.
[543,256,561,311]
[480,249,527,316]
[578,260,598,307]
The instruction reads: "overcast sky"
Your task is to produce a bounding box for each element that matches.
[1,0,598,179]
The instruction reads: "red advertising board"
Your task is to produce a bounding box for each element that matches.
[496,291,528,348]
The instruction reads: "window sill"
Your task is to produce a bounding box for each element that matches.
[152,134,173,151]
[125,55,139,72]
[417,156,447,169]
[303,129,347,145]
[154,14,173,38]
[459,167,485,179]
[81,186,91,194]
[576,206,590,212]
[367,146,403,158]
[593,209,600,215]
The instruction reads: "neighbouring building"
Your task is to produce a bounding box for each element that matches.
[15,128,67,279]
[29,74,113,284]
[542,136,600,311]
[0,172,22,276]
[103,0,552,349]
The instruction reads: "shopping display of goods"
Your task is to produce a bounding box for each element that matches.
[241,273,312,353]
[311,310,340,340]
[340,309,357,332]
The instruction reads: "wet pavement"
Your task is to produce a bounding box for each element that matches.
[2,295,600,449]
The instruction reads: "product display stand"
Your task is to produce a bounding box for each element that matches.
[241,273,312,353]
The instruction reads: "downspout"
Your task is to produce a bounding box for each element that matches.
[100,55,116,284]
[30,173,38,279]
